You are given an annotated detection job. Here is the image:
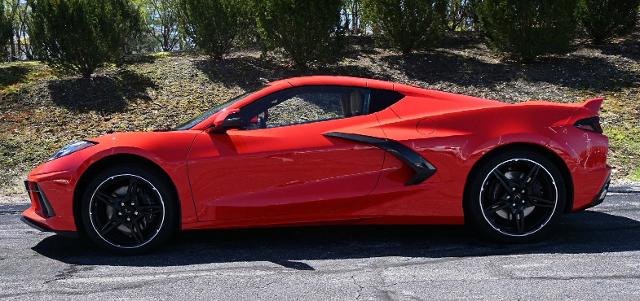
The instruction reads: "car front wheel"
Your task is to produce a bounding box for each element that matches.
[80,165,177,254]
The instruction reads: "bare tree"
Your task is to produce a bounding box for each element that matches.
[2,0,32,61]
[5,0,19,60]
[446,0,476,31]
[17,2,32,59]
[344,0,363,35]
[139,0,181,52]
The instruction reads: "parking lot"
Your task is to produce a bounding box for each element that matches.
[1,190,639,300]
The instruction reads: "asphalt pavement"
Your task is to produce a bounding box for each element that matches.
[1,191,639,300]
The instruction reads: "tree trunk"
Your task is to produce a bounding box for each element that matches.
[352,4,359,35]
[9,35,15,61]
[15,28,21,60]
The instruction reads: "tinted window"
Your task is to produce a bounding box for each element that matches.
[242,86,368,129]
[369,89,404,113]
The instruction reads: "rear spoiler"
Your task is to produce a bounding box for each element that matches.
[581,97,604,115]
[572,98,604,133]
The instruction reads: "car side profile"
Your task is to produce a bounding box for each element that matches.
[22,76,611,254]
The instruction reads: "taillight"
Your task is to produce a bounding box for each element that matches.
[574,116,603,134]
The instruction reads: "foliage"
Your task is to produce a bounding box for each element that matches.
[478,0,579,61]
[29,0,142,78]
[179,0,245,60]
[0,1,12,60]
[578,0,640,44]
[253,0,345,68]
[363,0,447,55]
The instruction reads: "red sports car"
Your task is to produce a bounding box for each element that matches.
[22,76,610,253]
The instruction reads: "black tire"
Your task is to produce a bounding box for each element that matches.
[465,149,567,243]
[80,164,177,254]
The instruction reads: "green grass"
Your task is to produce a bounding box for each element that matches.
[0,61,55,95]
[606,126,640,173]
[598,89,640,180]
[631,168,640,182]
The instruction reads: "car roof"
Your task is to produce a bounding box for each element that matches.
[273,76,427,96]
[282,76,367,87]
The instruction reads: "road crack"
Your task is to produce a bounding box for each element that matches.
[44,264,94,284]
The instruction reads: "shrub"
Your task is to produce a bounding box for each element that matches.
[179,0,245,60]
[579,0,640,44]
[478,0,579,61]
[254,0,345,68]
[29,0,141,78]
[363,0,447,55]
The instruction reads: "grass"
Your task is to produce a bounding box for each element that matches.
[0,33,639,195]
[631,169,640,182]
[0,61,55,94]
[595,89,640,181]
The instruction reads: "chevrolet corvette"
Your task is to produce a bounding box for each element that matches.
[22,76,610,253]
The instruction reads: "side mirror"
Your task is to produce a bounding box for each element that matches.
[209,109,243,133]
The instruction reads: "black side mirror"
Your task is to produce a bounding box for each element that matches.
[210,112,243,133]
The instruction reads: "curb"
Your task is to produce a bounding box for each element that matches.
[0,204,28,214]
[609,184,640,194]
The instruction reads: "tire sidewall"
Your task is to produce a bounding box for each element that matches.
[80,165,177,254]
[465,150,567,243]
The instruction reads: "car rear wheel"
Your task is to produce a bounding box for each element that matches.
[80,165,177,254]
[465,150,567,242]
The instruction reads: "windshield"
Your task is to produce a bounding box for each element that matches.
[175,89,258,130]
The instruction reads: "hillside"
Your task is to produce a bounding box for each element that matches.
[1,35,639,196]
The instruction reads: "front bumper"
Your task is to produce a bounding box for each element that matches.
[21,171,78,233]
[20,212,77,237]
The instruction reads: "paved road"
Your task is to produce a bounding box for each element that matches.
[1,192,639,300]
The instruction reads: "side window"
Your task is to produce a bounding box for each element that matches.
[369,89,404,113]
[268,91,343,127]
[242,86,369,129]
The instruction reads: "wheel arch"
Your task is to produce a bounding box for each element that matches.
[73,153,181,234]
[463,142,574,218]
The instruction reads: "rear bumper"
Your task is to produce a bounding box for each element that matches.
[572,166,611,212]
[585,174,611,209]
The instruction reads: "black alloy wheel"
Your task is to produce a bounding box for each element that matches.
[480,158,558,236]
[466,150,567,242]
[81,165,177,254]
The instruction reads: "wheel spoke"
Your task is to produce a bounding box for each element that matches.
[528,196,555,208]
[142,209,162,217]
[138,204,162,216]
[94,191,117,206]
[525,165,540,183]
[125,178,138,201]
[515,211,525,234]
[492,170,514,192]
[100,218,121,235]
[484,200,511,214]
[130,222,145,243]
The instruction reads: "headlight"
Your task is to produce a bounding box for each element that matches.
[49,141,97,161]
